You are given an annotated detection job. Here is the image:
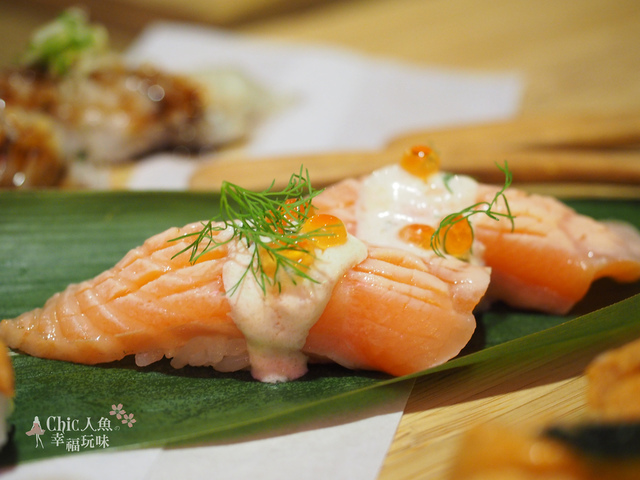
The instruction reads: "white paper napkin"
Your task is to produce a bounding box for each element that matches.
[4,23,522,479]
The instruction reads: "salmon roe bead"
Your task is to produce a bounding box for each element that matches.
[280,198,316,222]
[400,145,440,180]
[260,243,315,277]
[300,214,347,250]
[399,218,473,258]
[260,240,316,278]
[439,217,473,258]
[398,224,436,250]
[259,247,279,277]
[261,213,348,278]
[266,198,316,234]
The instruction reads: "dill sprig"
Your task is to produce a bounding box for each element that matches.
[431,161,515,257]
[442,172,455,193]
[171,167,324,295]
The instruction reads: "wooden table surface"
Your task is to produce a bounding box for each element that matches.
[1,1,639,478]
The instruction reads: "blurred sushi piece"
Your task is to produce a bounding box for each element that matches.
[449,337,640,479]
[0,8,271,188]
[585,336,640,421]
[449,421,640,480]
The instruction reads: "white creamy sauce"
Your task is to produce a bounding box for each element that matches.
[223,234,367,383]
[355,164,480,257]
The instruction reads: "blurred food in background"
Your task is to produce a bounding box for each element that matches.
[0,107,66,188]
[0,8,272,188]
[449,337,640,480]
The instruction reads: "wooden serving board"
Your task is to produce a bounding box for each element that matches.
[380,376,589,480]
[189,113,640,193]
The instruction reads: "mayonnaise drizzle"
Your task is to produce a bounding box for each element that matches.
[355,164,479,256]
[223,234,367,383]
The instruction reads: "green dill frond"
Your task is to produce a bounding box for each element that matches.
[431,161,515,257]
[442,172,455,193]
[171,166,324,295]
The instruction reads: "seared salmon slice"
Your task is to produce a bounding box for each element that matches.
[0,221,488,379]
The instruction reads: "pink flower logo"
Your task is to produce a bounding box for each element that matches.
[109,404,125,420]
[122,413,136,428]
[109,403,137,428]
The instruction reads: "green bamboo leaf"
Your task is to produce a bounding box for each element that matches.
[0,192,638,465]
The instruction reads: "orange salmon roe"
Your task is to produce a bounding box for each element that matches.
[400,145,440,180]
[280,198,316,222]
[261,214,348,277]
[439,216,473,258]
[398,224,437,250]
[398,217,473,258]
[260,247,278,277]
[260,240,316,278]
[266,198,317,234]
[300,214,348,250]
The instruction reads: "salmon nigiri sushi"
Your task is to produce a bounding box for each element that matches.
[313,147,640,315]
[0,174,488,382]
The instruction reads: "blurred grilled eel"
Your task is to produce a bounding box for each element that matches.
[0,8,269,188]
